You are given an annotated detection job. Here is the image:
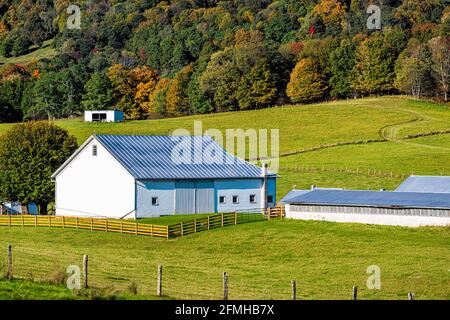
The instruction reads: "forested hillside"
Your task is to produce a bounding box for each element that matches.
[0,0,448,122]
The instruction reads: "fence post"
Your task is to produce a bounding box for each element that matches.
[135,222,138,236]
[166,225,169,239]
[194,219,197,233]
[234,211,238,225]
[21,215,24,227]
[8,214,11,227]
[62,216,65,228]
[221,213,224,227]
[83,254,89,289]
[48,215,51,227]
[352,286,358,300]
[90,218,93,231]
[207,216,210,230]
[408,292,415,300]
[34,215,37,227]
[106,220,108,232]
[120,220,123,234]
[291,280,297,300]
[76,217,79,229]
[157,265,163,297]
[223,271,228,300]
[268,207,271,221]
[6,244,12,279]
[181,222,184,237]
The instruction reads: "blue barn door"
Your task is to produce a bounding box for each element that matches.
[175,181,215,214]
[175,181,195,214]
[195,181,214,214]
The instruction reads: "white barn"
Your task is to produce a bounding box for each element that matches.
[84,110,124,122]
[281,177,450,227]
[51,134,277,219]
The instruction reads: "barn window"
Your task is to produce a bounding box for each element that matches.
[267,195,274,203]
[219,196,226,204]
[152,197,159,206]
[249,194,256,203]
[92,145,97,156]
[232,195,239,204]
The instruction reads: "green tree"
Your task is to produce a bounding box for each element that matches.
[0,122,78,214]
[237,58,277,109]
[81,71,114,110]
[351,29,408,95]
[286,57,327,103]
[328,39,356,98]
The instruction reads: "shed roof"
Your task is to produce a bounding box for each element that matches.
[284,189,450,210]
[395,176,450,193]
[279,190,312,204]
[93,134,272,180]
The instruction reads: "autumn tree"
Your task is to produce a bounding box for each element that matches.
[108,64,159,119]
[312,0,348,35]
[394,41,433,98]
[165,64,194,117]
[351,29,408,95]
[237,58,277,109]
[428,36,449,101]
[286,57,327,103]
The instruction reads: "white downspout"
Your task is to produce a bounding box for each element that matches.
[261,163,268,211]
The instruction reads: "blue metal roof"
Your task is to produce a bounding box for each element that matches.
[395,176,450,193]
[284,189,450,210]
[279,190,312,204]
[279,188,344,204]
[95,134,271,180]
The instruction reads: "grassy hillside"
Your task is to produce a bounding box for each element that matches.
[0,40,56,67]
[1,96,450,199]
[0,220,448,300]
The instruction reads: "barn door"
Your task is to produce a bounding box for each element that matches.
[195,181,214,214]
[175,181,195,214]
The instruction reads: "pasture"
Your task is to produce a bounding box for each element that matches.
[0,219,448,300]
[1,96,449,199]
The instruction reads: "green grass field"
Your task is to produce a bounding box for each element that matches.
[0,96,449,300]
[0,220,448,300]
[1,96,449,199]
[0,40,56,67]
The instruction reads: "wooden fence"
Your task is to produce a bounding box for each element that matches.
[0,207,285,239]
[0,215,169,238]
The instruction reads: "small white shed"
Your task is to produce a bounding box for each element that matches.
[84,110,124,122]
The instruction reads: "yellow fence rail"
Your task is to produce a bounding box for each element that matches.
[0,207,285,239]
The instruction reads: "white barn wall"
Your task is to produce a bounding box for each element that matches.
[136,180,175,217]
[215,179,263,212]
[55,138,136,218]
[285,204,450,227]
